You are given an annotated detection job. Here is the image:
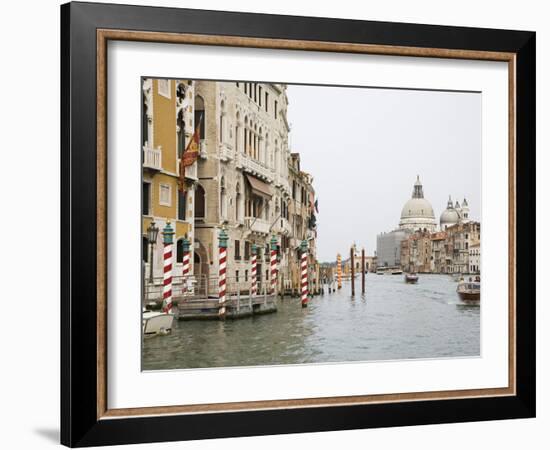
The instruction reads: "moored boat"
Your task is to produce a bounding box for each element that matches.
[404,273,419,283]
[456,281,480,303]
[391,268,403,275]
[142,309,175,336]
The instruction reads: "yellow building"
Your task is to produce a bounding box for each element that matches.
[142,79,198,289]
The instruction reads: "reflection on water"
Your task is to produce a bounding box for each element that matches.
[142,274,480,370]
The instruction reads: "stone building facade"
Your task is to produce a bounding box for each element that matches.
[285,153,319,294]
[141,79,197,284]
[190,81,293,292]
[138,80,318,295]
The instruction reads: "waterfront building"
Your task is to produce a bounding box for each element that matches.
[399,230,432,273]
[286,153,319,294]
[398,176,437,232]
[376,229,410,268]
[141,78,197,285]
[469,242,480,274]
[443,221,481,274]
[190,81,293,292]
[430,231,448,273]
[350,246,376,272]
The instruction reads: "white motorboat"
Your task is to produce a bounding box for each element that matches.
[142,309,175,336]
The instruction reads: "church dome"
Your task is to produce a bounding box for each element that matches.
[440,196,460,229]
[398,176,437,232]
[400,198,435,220]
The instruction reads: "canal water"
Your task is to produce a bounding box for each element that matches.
[142,274,480,371]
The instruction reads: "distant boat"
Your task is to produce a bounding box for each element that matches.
[391,268,403,275]
[404,273,419,284]
[376,268,385,275]
[456,281,480,303]
[142,309,175,336]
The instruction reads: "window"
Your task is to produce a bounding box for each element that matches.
[158,79,171,98]
[219,100,225,143]
[235,240,241,260]
[244,241,250,260]
[259,86,262,106]
[245,270,249,282]
[195,184,206,219]
[159,184,171,206]
[142,182,151,215]
[177,190,186,221]
[235,270,239,282]
[194,95,205,139]
[265,92,269,112]
[274,100,278,119]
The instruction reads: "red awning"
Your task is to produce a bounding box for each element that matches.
[245,174,272,198]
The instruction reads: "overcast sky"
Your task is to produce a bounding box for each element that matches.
[286,85,481,262]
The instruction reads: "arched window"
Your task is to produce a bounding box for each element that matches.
[235,112,240,153]
[177,109,185,158]
[195,95,205,139]
[244,116,249,155]
[219,100,225,143]
[177,190,186,221]
[235,182,242,222]
[258,127,263,162]
[195,184,206,219]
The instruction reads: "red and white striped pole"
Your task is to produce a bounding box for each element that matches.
[218,228,229,317]
[251,244,257,296]
[300,239,309,308]
[181,237,191,293]
[161,221,175,314]
[270,235,278,296]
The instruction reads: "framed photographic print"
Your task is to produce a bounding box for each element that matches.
[60,1,536,447]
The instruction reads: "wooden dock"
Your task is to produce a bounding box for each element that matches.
[176,293,277,320]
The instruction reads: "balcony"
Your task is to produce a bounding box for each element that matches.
[245,217,270,235]
[236,153,274,182]
[143,145,162,171]
[219,143,234,162]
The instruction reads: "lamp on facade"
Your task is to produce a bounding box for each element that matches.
[146,221,160,284]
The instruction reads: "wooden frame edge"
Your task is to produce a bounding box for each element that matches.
[95,28,517,421]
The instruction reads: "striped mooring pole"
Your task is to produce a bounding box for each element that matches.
[270,235,278,295]
[300,239,309,308]
[251,244,257,296]
[181,237,191,289]
[162,221,175,313]
[337,253,342,289]
[218,228,229,317]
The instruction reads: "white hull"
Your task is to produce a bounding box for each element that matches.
[142,311,175,336]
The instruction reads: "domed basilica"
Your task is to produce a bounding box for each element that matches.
[399,176,437,232]
[398,176,471,232]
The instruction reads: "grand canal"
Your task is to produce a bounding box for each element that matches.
[142,274,480,371]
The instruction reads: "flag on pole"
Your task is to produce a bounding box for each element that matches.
[314,199,319,213]
[178,114,202,192]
